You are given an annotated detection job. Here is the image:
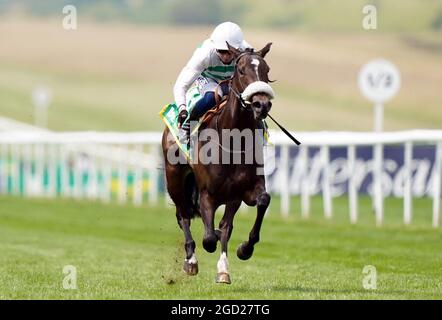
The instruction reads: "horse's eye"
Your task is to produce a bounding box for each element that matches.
[238,68,245,76]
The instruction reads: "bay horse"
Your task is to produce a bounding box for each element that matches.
[161,42,274,284]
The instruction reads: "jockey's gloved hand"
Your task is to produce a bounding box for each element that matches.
[178,105,188,129]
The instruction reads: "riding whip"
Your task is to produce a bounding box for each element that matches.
[267,114,301,145]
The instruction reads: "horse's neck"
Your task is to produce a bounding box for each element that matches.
[219,92,256,131]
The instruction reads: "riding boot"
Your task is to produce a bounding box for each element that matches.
[179,120,191,147]
[182,92,218,148]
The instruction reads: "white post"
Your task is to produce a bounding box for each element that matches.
[0,143,7,194]
[374,103,384,132]
[321,145,332,219]
[88,144,98,200]
[133,144,143,206]
[373,143,384,226]
[48,144,57,198]
[74,145,83,199]
[100,144,112,203]
[359,60,400,225]
[149,144,159,205]
[299,145,310,218]
[36,105,48,128]
[164,175,171,207]
[403,141,413,225]
[22,144,32,197]
[34,144,44,197]
[348,145,358,224]
[432,142,442,228]
[32,87,52,128]
[60,145,70,198]
[373,102,384,226]
[11,144,20,195]
[280,145,290,217]
[118,145,128,205]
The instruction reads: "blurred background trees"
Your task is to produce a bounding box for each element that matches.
[1,0,442,32]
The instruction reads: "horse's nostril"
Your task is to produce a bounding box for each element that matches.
[252,101,262,109]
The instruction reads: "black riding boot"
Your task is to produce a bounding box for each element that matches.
[181,92,218,147]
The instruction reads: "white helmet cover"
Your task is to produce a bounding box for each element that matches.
[210,21,243,50]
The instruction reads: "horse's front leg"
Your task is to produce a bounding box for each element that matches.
[215,200,241,284]
[238,182,271,260]
[199,190,218,253]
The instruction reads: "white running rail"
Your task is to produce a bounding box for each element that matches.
[0,130,441,227]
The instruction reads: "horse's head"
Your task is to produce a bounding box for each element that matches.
[227,42,274,121]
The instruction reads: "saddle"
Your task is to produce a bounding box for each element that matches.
[199,97,228,125]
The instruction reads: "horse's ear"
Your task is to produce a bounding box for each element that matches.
[226,42,241,58]
[257,42,272,58]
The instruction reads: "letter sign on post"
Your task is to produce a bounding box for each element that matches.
[358,58,401,132]
[358,58,401,226]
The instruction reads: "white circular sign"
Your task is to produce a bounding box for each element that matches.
[32,86,52,108]
[358,59,401,104]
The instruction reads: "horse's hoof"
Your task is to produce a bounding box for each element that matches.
[183,261,198,276]
[202,234,218,253]
[237,242,254,260]
[215,272,231,284]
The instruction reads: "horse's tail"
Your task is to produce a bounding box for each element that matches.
[184,172,200,218]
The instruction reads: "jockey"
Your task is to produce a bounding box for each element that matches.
[174,21,253,143]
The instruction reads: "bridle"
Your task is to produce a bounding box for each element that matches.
[216,49,302,146]
[210,51,269,153]
[229,51,261,110]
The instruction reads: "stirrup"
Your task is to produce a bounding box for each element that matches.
[178,128,189,143]
[178,124,191,149]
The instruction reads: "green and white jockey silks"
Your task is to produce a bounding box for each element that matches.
[163,23,264,160]
[185,81,201,113]
[185,76,229,114]
[173,38,252,110]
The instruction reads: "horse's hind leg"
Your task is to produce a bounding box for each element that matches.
[162,128,198,275]
[215,200,241,284]
[238,183,271,260]
[165,167,198,274]
[170,177,198,275]
[176,206,198,276]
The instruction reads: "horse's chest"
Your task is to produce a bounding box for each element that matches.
[231,170,251,183]
[215,168,256,194]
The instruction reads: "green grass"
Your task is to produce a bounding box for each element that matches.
[0,195,440,299]
[0,65,166,131]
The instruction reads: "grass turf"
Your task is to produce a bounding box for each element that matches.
[0,195,440,299]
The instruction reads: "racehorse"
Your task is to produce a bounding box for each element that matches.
[161,42,274,284]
